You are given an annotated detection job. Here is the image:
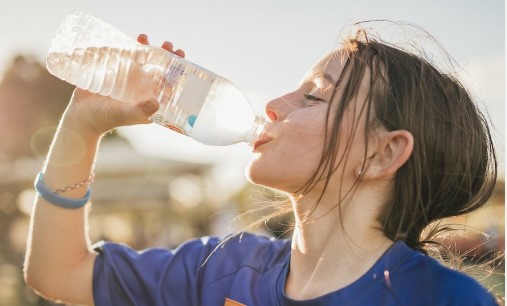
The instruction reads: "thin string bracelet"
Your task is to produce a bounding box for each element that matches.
[53,172,95,194]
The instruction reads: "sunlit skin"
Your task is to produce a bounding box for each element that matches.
[248,50,384,210]
[247,50,414,299]
[23,35,414,304]
[248,51,356,196]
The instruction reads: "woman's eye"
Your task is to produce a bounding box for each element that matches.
[303,94,325,104]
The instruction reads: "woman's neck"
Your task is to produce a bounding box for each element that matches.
[285,192,393,300]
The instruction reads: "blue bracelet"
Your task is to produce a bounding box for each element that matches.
[34,172,91,209]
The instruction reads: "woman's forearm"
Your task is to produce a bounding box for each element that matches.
[24,113,102,304]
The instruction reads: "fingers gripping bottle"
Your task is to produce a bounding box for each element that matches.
[46,11,269,146]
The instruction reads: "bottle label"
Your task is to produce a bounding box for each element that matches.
[177,70,214,115]
[157,59,217,136]
[164,62,215,116]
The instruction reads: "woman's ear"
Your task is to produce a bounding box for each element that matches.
[359,130,414,180]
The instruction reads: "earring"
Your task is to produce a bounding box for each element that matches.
[357,169,363,177]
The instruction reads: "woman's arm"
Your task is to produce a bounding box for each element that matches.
[24,35,183,304]
[24,89,160,305]
[24,104,100,305]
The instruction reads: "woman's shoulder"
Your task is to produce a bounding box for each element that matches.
[389,242,498,305]
[175,231,290,253]
[93,231,290,271]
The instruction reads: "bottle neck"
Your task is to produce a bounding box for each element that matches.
[247,115,271,147]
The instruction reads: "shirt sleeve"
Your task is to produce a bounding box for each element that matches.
[92,237,220,306]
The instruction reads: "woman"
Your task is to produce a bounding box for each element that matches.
[24,27,499,305]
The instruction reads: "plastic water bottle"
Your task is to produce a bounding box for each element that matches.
[46,11,269,146]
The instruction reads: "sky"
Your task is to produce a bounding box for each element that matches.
[0,0,505,178]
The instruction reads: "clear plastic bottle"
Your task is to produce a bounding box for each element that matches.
[46,11,269,146]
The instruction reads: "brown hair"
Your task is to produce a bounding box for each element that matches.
[226,22,500,301]
[295,26,498,253]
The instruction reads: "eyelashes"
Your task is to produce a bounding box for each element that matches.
[303,93,326,106]
[303,94,324,101]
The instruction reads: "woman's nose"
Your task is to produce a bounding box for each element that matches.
[265,101,279,121]
[265,93,298,122]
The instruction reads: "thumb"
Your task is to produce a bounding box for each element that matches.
[141,99,160,116]
[137,99,160,124]
[117,99,160,126]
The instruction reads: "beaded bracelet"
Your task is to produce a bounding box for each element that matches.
[34,172,94,209]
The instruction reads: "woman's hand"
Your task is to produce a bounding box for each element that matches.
[62,35,186,137]
[137,33,186,58]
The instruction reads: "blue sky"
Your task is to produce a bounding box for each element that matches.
[0,0,504,174]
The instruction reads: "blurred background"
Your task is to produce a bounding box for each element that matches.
[0,0,504,305]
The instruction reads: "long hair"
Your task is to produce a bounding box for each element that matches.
[240,22,498,261]
[282,24,497,252]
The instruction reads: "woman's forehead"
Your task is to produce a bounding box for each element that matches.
[301,50,349,86]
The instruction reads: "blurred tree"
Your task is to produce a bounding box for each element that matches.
[0,54,74,160]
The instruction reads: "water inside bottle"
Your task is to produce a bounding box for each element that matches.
[152,59,258,145]
[47,46,159,102]
[189,79,257,145]
[47,45,258,146]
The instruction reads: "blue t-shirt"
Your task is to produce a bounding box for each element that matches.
[92,233,498,305]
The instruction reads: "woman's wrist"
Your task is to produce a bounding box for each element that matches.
[42,107,103,188]
[59,108,107,142]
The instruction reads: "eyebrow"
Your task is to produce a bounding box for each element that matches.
[314,73,336,89]
[322,73,335,84]
[300,72,333,86]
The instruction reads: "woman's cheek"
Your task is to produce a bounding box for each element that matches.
[246,106,329,189]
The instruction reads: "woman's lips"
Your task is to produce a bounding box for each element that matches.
[253,137,272,152]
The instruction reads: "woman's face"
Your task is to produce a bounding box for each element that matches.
[247,50,372,195]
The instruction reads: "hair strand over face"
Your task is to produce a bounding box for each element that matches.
[297,29,497,254]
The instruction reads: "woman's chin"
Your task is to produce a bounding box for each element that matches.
[245,161,290,192]
[245,159,275,187]
[245,159,263,185]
